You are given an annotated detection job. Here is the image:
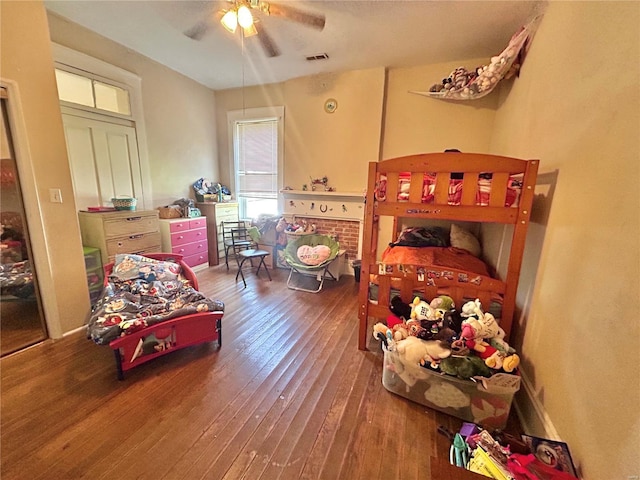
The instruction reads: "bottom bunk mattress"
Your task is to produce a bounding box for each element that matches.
[367,244,504,319]
[87,254,224,346]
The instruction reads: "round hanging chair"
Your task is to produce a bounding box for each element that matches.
[284,234,340,293]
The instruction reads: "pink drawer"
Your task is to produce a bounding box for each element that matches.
[169,220,190,233]
[183,252,208,268]
[189,218,206,230]
[170,228,207,246]
[172,240,208,257]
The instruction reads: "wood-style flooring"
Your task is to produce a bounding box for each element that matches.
[1,264,507,479]
[0,298,47,356]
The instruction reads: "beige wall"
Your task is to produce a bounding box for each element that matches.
[47,13,219,208]
[282,68,384,192]
[215,68,385,196]
[5,2,638,478]
[215,83,286,190]
[383,60,498,159]
[376,60,501,250]
[1,1,89,336]
[489,3,640,479]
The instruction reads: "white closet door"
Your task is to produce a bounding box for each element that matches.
[62,114,145,211]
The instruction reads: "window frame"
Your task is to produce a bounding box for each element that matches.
[227,106,284,219]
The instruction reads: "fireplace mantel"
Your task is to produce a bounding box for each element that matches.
[280,189,363,199]
[280,189,365,221]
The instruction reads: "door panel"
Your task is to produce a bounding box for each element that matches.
[1,94,48,356]
[62,114,144,211]
[64,123,102,208]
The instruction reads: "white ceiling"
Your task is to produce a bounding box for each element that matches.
[45,0,544,91]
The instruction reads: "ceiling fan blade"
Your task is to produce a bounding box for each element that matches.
[254,22,280,57]
[263,2,325,30]
[184,19,212,40]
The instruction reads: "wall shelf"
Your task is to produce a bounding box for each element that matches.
[280,189,363,200]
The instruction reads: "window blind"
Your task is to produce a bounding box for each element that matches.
[236,119,278,199]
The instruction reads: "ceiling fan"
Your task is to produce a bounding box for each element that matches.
[184,0,326,58]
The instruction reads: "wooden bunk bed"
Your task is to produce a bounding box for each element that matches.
[357,151,539,350]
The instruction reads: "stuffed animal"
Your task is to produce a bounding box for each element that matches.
[430,295,455,312]
[439,355,492,380]
[443,310,464,335]
[461,299,482,319]
[410,296,436,321]
[489,328,516,355]
[461,299,503,340]
[458,322,520,373]
[390,295,412,321]
[374,315,412,343]
[395,335,451,369]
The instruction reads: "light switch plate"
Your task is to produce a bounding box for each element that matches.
[49,188,63,203]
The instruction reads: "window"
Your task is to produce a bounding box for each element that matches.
[54,67,131,116]
[228,107,284,219]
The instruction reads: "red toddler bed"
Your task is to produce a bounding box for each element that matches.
[87,252,223,380]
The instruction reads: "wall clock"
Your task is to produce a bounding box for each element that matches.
[324,98,338,114]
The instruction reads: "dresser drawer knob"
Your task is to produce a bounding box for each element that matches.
[125,217,142,221]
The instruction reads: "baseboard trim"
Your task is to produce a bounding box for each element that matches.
[63,325,86,337]
[514,368,560,439]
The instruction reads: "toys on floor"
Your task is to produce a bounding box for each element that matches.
[438,423,580,479]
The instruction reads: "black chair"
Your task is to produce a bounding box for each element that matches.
[235,247,272,289]
[221,221,255,270]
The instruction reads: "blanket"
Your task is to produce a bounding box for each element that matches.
[0,261,35,299]
[87,276,224,345]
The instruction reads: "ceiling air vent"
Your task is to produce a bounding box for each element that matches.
[306,53,329,61]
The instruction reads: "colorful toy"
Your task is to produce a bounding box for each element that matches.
[458,322,520,373]
[411,296,436,321]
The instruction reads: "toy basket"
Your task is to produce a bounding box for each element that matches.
[111,197,137,211]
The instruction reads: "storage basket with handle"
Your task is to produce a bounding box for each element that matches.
[111,196,137,211]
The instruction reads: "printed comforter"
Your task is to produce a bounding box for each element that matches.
[87,276,224,346]
[0,261,35,299]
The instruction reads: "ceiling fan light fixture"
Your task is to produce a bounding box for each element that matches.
[243,24,258,37]
[221,9,238,33]
[237,5,254,28]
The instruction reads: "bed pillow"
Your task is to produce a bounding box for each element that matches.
[390,226,449,248]
[450,224,482,257]
[113,254,181,281]
[297,245,331,266]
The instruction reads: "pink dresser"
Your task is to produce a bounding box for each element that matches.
[158,217,209,270]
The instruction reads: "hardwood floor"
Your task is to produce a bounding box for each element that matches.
[1,265,506,479]
[0,298,47,356]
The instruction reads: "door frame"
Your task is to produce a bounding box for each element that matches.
[51,43,153,209]
[1,80,58,337]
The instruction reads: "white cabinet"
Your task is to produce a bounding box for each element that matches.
[158,217,208,270]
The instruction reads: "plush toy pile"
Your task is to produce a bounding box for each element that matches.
[426,19,535,100]
[373,295,520,381]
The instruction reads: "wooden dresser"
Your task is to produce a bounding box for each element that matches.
[158,217,209,270]
[195,202,239,266]
[78,210,161,265]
